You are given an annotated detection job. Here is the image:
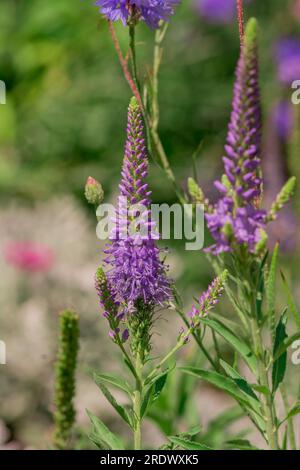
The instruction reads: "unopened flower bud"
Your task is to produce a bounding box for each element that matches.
[267,176,296,221]
[85,176,104,205]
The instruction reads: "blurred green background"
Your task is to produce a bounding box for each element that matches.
[0,0,299,450]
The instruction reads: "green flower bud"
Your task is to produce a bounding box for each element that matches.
[255,228,268,255]
[85,176,104,205]
[187,177,205,204]
[267,176,296,221]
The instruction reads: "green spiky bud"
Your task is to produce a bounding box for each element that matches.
[222,221,234,242]
[267,177,296,221]
[95,267,118,318]
[255,228,268,255]
[53,309,79,450]
[221,174,232,190]
[127,300,153,364]
[188,177,205,204]
[85,176,104,206]
[190,270,228,328]
[187,177,212,212]
[244,18,258,58]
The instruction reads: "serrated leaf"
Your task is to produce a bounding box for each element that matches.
[168,436,213,450]
[94,379,133,428]
[86,410,124,450]
[201,318,257,373]
[272,313,288,393]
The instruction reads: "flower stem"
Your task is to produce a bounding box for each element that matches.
[133,353,142,450]
[129,25,139,90]
[249,317,279,450]
[280,384,296,450]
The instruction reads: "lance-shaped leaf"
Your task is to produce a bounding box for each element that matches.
[272,312,288,393]
[87,410,125,450]
[267,243,279,337]
[201,318,257,374]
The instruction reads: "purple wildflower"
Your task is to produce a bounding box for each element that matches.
[273,101,294,141]
[95,267,129,342]
[189,271,227,324]
[104,97,171,311]
[206,18,266,255]
[95,0,180,29]
[195,0,252,24]
[195,0,236,23]
[275,38,300,85]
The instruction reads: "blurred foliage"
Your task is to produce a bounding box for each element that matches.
[0,0,298,203]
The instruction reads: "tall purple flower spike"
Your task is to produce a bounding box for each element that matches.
[95,0,180,29]
[206,18,266,255]
[104,97,171,311]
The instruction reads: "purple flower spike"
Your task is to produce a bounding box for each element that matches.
[206,18,266,255]
[105,97,171,310]
[189,271,227,325]
[95,0,180,29]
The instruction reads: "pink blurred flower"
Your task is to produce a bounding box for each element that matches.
[4,241,54,273]
[292,0,300,20]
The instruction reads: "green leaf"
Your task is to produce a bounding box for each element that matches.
[180,367,259,414]
[93,372,132,396]
[278,402,300,428]
[220,360,259,402]
[281,271,300,329]
[273,331,300,361]
[272,313,288,393]
[256,251,269,323]
[141,371,169,417]
[226,438,259,450]
[201,318,257,374]
[168,436,213,450]
[251,384,269,395]
[267,243,279,337]
[94,379,133,428]
[86,410,125,450]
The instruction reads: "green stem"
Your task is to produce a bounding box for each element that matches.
[149,23,186,205]
[280,384,296,450]
[250,317,279,450]
[129,25,139,90]
[133,353,142,450]
[146,340,184,384]
[177,308,219,370]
